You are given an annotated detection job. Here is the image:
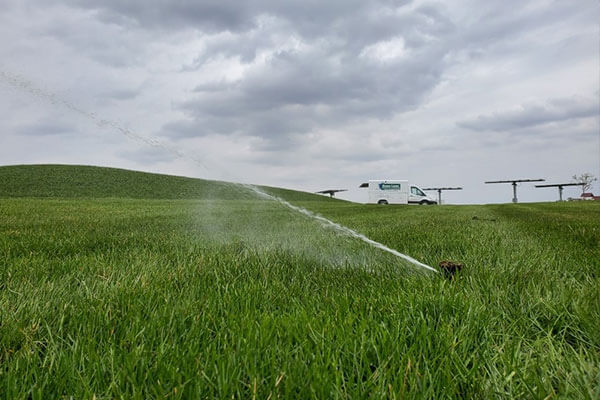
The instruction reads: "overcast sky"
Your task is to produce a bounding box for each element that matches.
[1,0,598,204]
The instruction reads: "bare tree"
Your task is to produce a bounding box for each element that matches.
[572,173,597,193]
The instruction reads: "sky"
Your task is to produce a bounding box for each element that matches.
[0,0,598,204]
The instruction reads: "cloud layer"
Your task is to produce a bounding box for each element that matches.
[1,0,598,203]
[458,96,598,132]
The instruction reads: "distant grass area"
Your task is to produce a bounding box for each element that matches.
[0,164,325,201]
[1,165,599,399]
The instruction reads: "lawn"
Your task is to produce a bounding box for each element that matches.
[0,165,598,398]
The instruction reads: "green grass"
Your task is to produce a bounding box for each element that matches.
[0,164,324,201]
[1,165,599,399]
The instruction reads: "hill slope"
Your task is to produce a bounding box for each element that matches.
[0,164,326,201]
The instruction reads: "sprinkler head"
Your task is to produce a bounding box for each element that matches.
[438,261,463,280]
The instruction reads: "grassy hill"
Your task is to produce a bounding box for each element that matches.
[1,165,599,399]
[0,164,326,201]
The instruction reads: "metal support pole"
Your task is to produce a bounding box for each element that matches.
[512,182,518,203]
[422,187,462,204]
[535,182,584,201]
[558,186,563,201]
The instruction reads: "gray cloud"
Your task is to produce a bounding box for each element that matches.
[181,3,453,66]
[16,119,75,136]
[102,88,140,101]
[35,0,596,150]
[46,0,455,149]
[118,146,178,165]
[457,96,598,132]
[159,4,453,146]
[55,1,412,35]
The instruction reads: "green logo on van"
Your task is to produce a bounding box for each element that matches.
[379,183,401,190]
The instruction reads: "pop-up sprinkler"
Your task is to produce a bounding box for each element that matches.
[438,261,463,280]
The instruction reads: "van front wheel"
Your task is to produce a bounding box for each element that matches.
[377,200,388,205]
[419,200,430,205]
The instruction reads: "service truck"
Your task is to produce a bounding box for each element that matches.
[363,180,437,205]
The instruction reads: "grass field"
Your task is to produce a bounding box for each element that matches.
[1,165,599,399]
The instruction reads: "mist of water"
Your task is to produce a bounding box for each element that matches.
[243,185,437,273]
[1,69,437,273]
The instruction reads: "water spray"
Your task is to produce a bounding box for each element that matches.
[1,69,437,273]
[0,70,210,172]
[244,185,437,273]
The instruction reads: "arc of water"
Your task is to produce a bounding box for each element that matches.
[243,185,437,273]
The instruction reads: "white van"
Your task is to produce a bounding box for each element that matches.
[362,180,437,205]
